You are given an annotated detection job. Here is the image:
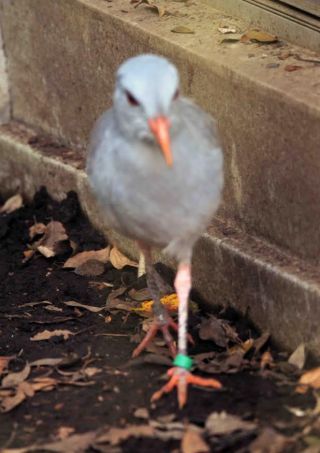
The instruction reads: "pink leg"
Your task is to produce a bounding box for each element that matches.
[151,262,222,407]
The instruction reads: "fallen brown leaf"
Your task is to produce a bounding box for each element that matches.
[19,300,52,308]
[199,315,240,348]
[30,357,64,367]
[74,259,105,276]
[181,425,209,453]
[199,315,228,347]
[128,287,151,301]
[249,427,292,452]
[36,221,68,258]
[63,300,105,313]
[260,350,274,370]
[205,411,256,436]
[133,407,149,419]
[134,0,169,16]
[296,367,320,393]
[29,222,46,239]
[0,194,23,214]
[2,363,31,388]
[171,26,194,34]
[56,426,76,440]
[96,424,155,446]
[253,331,270,354]
[0,387,26,412]
[107,286,127,304]
[2,431,97,453]
[109,247,138,270]
[0,356,15,376]
[64,246,110,268]
[30,329,74,341]
[241,30,278,44]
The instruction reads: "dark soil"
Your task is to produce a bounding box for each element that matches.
[0,189,317,452]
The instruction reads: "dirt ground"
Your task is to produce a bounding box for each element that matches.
[0,190,319,453]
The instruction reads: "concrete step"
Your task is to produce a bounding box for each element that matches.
[0,0,320,355]
[1,121,320,357]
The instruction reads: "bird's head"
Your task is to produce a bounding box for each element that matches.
[113,54,180,167]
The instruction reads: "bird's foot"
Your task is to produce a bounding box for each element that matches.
[151,365,222,408]
[132,318,194,358]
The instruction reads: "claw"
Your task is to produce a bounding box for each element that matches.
[132,318,194,358]
[151,367,222,408]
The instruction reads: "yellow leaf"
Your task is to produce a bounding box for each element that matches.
[132,293,198,313]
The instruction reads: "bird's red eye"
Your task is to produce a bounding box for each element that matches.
[126,91,139,106]
[173,89,180,100]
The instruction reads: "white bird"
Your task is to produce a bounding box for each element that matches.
[87,54,223,407]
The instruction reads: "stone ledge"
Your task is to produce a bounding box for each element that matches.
[1,121,319,357]
[1,0,320,266]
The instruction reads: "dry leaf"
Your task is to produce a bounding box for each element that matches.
[253,332,270,354]
[134,0,169,16]
[260,351,273,370]
[0,356,14,376]
[29,222,46,239]
[134,407,149,419]
[296,367,320,393]
[96,424,155,446]
[198,315,239,348]
[63,300,105,313]
[146,3,168,17]
[36,221,68,258]
[288,343,305,370]
[205,411,256,436]
[107,286,127,303]
[181,425,209,453]
[218,26,236,34]
[0,387,26,412]
[83,367,101,378]
[19,300,52,308]
[109,247,138,270]
[64,247,110,268]
[0,194,23,214]
[171,26,194,34]
[56,426,76,440]
[2,363,31,388]
[128,287,151,301]
[30,358,64,367]
[2,432,97,453]
[30,329,74,341]
[241,30,278,44]
[249,427,291,452]
[285,64,303,72]
[75,259,105,276]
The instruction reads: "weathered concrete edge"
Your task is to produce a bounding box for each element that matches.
[1,129,319,357]
[0,21,10,124]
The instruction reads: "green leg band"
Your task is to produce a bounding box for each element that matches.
[173,353,193,370]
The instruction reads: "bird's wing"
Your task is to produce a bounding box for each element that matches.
[86,109,114,176]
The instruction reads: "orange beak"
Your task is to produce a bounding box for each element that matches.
[148,116,173,167]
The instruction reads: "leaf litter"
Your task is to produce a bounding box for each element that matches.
[0,189,318,452]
